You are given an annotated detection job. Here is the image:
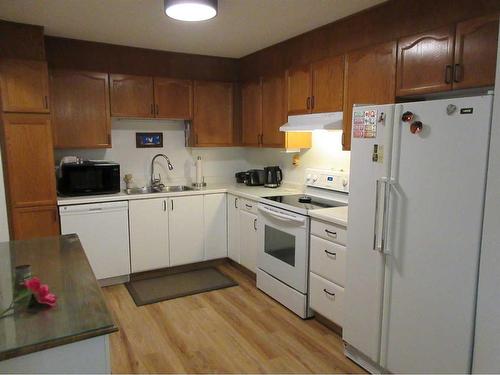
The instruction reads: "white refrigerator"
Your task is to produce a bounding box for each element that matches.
[343,95,493,373]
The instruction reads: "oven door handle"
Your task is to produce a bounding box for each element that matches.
[258,205,306,224]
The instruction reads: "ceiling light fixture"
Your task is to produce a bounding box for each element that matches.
[164,0,218,22]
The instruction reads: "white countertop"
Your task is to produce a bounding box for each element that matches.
[309,206,348,227]
[57,183,301,206]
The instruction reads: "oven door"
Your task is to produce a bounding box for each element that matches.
[257,203,309,293]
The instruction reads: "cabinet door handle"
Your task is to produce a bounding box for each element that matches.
[107,133,111,145]
[323,289,336,298]
[445,65,453,84]
[155,104,159,115]
[171,200,174,211]
[163,200,167,211]
[53,209,58,222]
[324,250,337,258]
[306,96,311,110]
[245,204,253,209]
[253,218,257,231]
[44,96,49,109]
[234,197,238,209]
[257,134,260,145]
[453,63,462,83]
[342,132,345,148]
[311,95,315,109]
[325,229,337,238]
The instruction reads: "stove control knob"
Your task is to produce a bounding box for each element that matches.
[306,174,312,182]
[312,175,318,183]
[342,178,348,187]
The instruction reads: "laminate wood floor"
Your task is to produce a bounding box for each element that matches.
[102,263,365,374]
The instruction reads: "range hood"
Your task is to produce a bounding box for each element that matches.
[279,111,343,132]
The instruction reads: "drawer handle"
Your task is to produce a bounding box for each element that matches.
[325,229,337,238]
[324,250,337,258]
[323,289,336,298]
[245,204,253,209]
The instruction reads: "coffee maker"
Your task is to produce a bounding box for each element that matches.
[264,166,282,188]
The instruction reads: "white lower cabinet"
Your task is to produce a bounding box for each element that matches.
[129,198,169,273]
[204,193,227,260]
[309,218,347,327]
[169,195,204,266]
[239,209,258,272]
[310,234,346,286]
[227,194,240,262]
[309,272,345,326]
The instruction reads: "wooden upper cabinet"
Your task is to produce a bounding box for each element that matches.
[261,75,286,148]
[110,74,154,118]
[344,41,397,151]
[193,81,233,146]
[286,64,311,115]
[11,206,60,240]
[241,80,262,147]
[396,26,455,96]
[50,70,111,149]
[0,59,49,113]
[453,15,499,90]
[1,113,57,207]
[311,55,344,113]
[154,78,193,119]
[286,56,344,116]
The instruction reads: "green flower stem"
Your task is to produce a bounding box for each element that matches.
[0,290,32,319]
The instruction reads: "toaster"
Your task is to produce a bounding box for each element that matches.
[235,171,248,183]
[245,169,265,186]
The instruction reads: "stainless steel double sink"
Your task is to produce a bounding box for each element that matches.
[124,185,193,195]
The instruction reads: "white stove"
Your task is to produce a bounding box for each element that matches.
[256,169,349,318]
[259,169,349,215]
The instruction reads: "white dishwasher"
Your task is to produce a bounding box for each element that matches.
[59,201,130,281]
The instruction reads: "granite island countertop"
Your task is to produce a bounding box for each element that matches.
[0,235,117,361]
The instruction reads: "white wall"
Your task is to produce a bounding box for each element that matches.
[55,119,251,188]
[0,146,9,242]
[472,26,500,374]
[54,120,350,189]
[245,130,350,185]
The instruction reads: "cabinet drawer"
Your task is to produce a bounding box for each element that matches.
[311,220,347,245]
[239,198,258,214]
[309,273,344,327]
[310,235,346,286]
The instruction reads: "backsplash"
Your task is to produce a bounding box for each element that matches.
[245,130,350,185]
[54,119,251,189]
[54,120,350,189]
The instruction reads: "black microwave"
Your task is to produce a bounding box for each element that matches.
[57,161,120,196]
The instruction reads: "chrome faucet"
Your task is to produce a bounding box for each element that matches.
[150,154,174,191]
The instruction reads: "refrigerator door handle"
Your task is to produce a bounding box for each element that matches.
[373,179,383,251]
[380,180,393,255]
[373,179,392,253]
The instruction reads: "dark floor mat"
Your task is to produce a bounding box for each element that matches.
[125,267,238,306]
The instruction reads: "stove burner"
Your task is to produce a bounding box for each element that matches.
[298,195,312,203]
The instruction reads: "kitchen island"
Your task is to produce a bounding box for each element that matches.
[0,235,117,373]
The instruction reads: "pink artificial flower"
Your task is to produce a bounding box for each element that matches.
[37,292,57,307]
[24,277,41,293]
[24,277,57,307]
